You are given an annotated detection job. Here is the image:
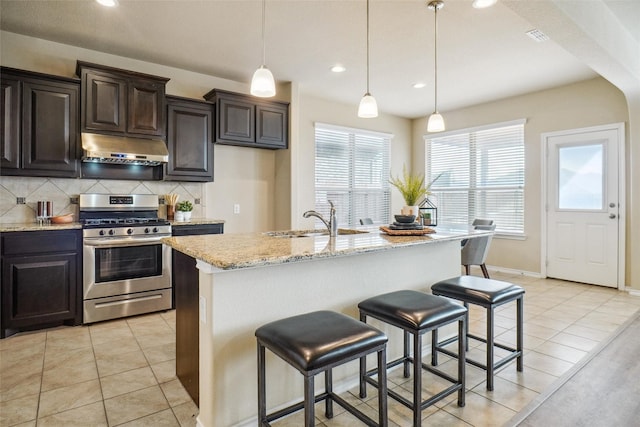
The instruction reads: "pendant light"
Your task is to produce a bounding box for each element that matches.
[427,0,445,132]
[251,0,276,97]
[358,0,378,118]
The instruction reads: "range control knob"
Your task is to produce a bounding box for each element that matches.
[127,228,133,235]
[108,229,114,236]
[99,230,105,236]
[153,227,159,233]
[144,228,150,234]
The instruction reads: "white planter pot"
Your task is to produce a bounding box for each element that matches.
[183,211,192,221]
[175,211,185,222]
[401,205,420,217]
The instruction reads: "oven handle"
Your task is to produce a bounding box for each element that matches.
[83,236,170,247]
[94,293,163,308]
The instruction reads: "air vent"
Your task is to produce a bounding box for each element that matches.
[526,29,550,42]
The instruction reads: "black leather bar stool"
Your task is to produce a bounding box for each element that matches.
[358,290,467,427]
[255,310,388,427]
[431,276,524,391]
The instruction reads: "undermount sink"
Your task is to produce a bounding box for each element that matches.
[265,229,369,238]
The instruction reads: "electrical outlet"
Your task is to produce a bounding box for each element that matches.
[159,196,166,205]
[233,204,240,214]
[70,196,79,204]
[194,198,201,204]
[16,197,26,205]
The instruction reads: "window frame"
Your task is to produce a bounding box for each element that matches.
[424,119,526,237]
[314,122,392,228]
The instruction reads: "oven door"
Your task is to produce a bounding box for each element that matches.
[83,237,171,300]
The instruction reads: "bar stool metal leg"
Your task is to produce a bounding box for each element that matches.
[486,307,495,391]
[413,332,422,427]
[457,318,466,406]
[325,369,333,418]
[377,348,388,427]
[404,331,411,378]
[257,342,267,426]
[304,375,314,426]
[517,296,524,371]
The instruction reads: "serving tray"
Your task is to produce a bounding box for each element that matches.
[379,226,436,236]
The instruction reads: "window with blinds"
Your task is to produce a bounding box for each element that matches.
[425,119,525,235]
[314,123,391,227]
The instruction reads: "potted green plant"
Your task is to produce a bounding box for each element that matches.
[175,200,193,222]
[389,166,442,217]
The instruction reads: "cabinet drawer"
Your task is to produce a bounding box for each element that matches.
[2,230,79,255]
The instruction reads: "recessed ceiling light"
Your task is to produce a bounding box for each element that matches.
[526,28,550,42]
[331,64,346,73]
[412,82,427,89]
[472,0,497,8]
[96,0,118,7]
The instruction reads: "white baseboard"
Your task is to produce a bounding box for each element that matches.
[627,288,640,297]
[482,265,543,279]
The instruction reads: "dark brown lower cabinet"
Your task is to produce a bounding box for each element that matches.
[173,250,200,405]
[172,223,224,405]
[1,230,82,338]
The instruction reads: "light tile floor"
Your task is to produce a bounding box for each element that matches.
[1,272,639,426]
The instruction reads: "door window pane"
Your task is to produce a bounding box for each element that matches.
[558,143,604,210]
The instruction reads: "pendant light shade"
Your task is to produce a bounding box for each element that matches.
[358,0,378,118]
[251,0,276,98]
[251,66,276,98]
[427,112,445,132]
[358,93,378,118]
[427,0,445,132]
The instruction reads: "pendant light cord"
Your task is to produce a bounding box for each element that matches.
[366,0,371,94]
[261,0,267,66]
[433,3,438,113]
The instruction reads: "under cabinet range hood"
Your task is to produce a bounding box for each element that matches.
[81,133,169,166]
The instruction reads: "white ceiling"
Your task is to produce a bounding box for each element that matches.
[1,0,635,119]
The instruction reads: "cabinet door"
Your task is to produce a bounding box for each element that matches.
[165,100,213,182]
[216,96,255,144]
[84,71,127,133]
[256,102,288,148]
[0,77,20,169]
[21,79,79,177]
[128,79,165,137]
[2,253,78,331]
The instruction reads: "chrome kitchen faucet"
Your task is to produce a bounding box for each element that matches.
[303,200,337,237]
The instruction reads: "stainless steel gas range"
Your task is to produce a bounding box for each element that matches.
[79,194,172,323]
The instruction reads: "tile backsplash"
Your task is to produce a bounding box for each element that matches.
[0,176,205,224]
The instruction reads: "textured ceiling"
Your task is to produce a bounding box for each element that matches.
[1,0,628,118]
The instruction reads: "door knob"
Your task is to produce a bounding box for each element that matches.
[609,202,616,208]
[609,213,616,219]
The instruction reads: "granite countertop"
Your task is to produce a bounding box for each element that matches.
[162,226,490,271]
[0,222,83,232]
[169,218,225,226]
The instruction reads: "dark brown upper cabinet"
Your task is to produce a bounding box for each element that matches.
[204,89,289,150]
[165,96,214,182]
[1,75,21,170]
[0,67,80,178]
[77,61,169,138]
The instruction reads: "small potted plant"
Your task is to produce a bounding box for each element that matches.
[175,200,193,222]
[389,166,429,217]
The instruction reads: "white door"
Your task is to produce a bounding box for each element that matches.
[545,124,624,288]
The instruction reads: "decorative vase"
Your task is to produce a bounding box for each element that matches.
[183,211,192,221]
[401,205,420,217]
[167,205,175,221]
[175,211,185,222]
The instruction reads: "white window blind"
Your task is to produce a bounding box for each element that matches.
[314,123,391,227]
[425,120,525,235]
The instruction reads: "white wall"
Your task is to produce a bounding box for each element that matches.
[413,77,629,276]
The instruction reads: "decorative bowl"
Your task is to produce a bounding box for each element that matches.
[394,214,416,223]
[51,213,74,224]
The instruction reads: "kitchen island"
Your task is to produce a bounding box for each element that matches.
[162,227,490,427]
